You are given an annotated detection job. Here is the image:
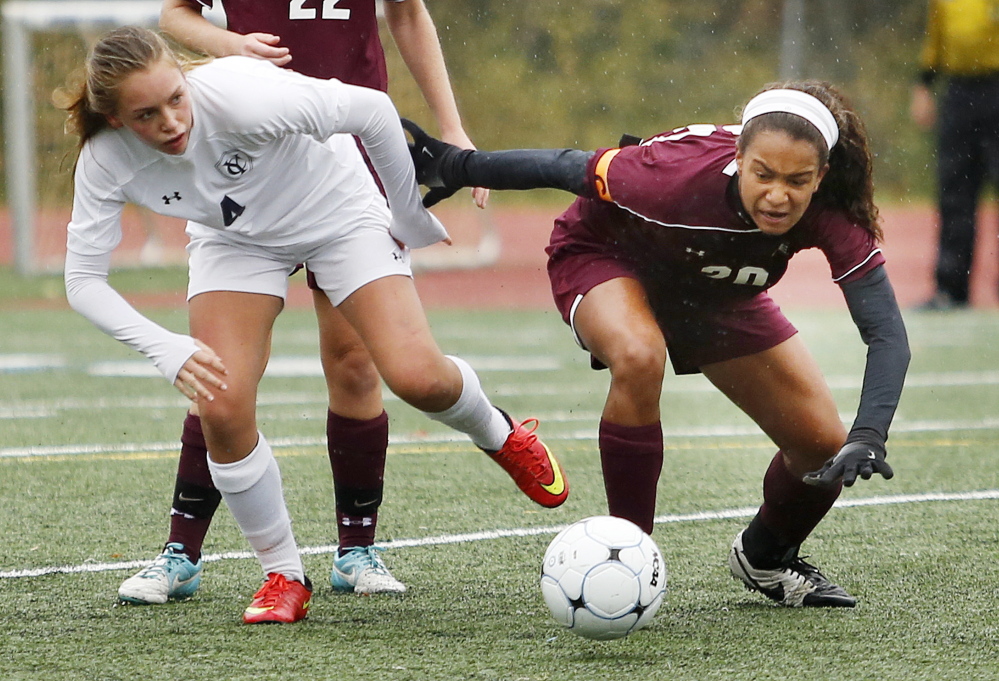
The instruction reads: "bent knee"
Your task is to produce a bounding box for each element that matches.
[198,393,256,440]
[604,335,667,385]
[388,372,456,411]
[323,345,381,396]
[784,430,848,471]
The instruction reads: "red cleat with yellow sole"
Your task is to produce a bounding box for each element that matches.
[485,413,568,508]
[242,573,312,624]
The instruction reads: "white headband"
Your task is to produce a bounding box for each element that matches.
[741,89,839,150]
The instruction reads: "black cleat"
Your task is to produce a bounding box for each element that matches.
[728,530,856,608]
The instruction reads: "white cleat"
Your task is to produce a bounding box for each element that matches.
[118,543,203,605]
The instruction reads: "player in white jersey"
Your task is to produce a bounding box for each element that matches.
[58,26,568,624]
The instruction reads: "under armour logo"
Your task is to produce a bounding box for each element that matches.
[162,191,182,204]
[392,251,404,262]
[685,247,705,257]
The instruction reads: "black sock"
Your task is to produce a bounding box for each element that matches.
[741,514,798,569]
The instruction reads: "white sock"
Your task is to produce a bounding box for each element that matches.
[207,433,304,582]
[423,355,511,450]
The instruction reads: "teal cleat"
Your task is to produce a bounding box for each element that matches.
[118,543,203,605]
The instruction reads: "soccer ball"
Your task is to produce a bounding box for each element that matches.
[540,515,667,640]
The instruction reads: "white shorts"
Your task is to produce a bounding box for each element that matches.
[186,223,412,306]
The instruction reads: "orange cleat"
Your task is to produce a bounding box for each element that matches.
[486,414,568,508]
[242,573,312,624]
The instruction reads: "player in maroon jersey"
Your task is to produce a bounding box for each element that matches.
[404,80,910,607]
[117,0,505,605]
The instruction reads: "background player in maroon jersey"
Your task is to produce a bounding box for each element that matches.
[404,80,910,608]
[118,0,494,604]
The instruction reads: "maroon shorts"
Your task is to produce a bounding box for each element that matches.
[548,247,797,375]
[306,268,321,291]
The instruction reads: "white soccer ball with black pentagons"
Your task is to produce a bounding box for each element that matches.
[540,515,666,640]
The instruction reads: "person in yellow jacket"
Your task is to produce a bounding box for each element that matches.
[910,0,999,310]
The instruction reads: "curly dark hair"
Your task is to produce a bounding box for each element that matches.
[736,80,881,241]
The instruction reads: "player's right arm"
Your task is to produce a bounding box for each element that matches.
[64,147,227,399]
[160,0,291,66]
[403,119,594,206]
[205,59,448,247]
[65,250,227,401]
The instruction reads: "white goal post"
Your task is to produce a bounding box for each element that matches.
[3,1,163,274]
[2,0,499,275]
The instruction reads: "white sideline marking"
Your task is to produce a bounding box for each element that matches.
[5,349,999,387]
[0,406,56,419]
[84,355,560,378]
[0,354,559,378]
[4,415,999,459]
[2,490,997,580]
[2,367,999,414]
[0,354,67,372]
[86,361,160,378]
[0,433,471,459]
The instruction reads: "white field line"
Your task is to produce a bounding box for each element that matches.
[2,367,999,420]
[3,415,999,460]
[3,490,997,580]
[0,354,561,379]
[84,355,562,377]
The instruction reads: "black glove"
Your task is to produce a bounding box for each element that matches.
[401,118,463,207]
[803,429,894,487]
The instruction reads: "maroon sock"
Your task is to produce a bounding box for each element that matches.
[167,414,220,563]
[757,450,842,548]
[599,419,664,534]
[328,410,389,551]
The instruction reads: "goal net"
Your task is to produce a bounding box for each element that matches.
[1,0,498,275]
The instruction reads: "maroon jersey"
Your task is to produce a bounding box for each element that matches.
[197,0,404,88]
[547,124,885,306]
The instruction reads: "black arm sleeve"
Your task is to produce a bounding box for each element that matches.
[442,148,596,197]
[840,264,911,443]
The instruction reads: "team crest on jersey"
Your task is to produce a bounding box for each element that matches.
[214,149,252,178]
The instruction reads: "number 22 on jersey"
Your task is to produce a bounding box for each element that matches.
[289,0,349,20]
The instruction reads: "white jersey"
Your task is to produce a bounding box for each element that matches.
[67,56,443,255]
[64,56,446,384]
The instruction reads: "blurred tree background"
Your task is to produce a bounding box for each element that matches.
[1,0,932,208]
[387,0,932,201]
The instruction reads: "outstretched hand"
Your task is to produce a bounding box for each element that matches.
[401,118,463,207]
[803,433,894,488]
[173,339,228,403]
[440,129,490,210]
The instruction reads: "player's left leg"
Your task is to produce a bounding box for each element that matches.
[702,335,854,607]
[311,287,405,594]
[335,274,568,508]
[189,290,309,622]
[702,333,845,478]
